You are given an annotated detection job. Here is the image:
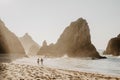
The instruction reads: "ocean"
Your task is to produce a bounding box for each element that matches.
[1,52,120,77]
[44,56,120,76]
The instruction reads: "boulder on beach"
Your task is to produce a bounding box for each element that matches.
[38,18,104,58]
[104,34,120,56]
[19,33,40,56]
[0,19,26,60]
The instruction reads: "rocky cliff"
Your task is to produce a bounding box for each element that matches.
[19,33,40,56]
[38,40,56,57]
[38,18,103,58]
[0,19,25,60]
[104,34,120,56]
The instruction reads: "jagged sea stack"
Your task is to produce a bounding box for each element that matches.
[38,18,103,58]
[55,18,102,58]
[0,19,25,60]
[105,34,120,56]
[19,33,40,56]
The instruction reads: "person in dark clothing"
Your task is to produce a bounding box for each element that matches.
[37,58,39,65]
[41,58,43,65]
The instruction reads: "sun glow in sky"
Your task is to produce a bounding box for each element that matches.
[0,0,120,50]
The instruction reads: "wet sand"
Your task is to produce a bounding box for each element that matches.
[0,63,120,80]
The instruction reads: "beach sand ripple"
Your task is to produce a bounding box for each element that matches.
[0,63,120,80]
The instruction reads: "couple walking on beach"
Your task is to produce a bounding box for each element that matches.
[37,58,43,65]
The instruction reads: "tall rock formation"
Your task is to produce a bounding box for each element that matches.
[19,33,40,56]
[38,40,56,57]
[104,34,120,56]
[0,19,25,60]
[38,18,103,58]
[42,40,47,47]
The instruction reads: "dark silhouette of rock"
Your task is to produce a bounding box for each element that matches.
[104,34,120,56]
[117,34,120,38]
[19,33,40,56]
[0,19,25,61]
[38,18,103,58]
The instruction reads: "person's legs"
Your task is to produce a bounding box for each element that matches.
[41,59,43,65]
[37,58,39,65]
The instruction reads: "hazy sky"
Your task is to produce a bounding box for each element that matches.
[0,0,120,50]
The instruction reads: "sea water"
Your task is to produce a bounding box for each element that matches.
[11,55,120,76]
[2,52,120,76]
[44,56,120,76]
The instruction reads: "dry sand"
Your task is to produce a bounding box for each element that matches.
[0,63,120,80]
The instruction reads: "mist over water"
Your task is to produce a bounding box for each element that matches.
[0,54,25,62]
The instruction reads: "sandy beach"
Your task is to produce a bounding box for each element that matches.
[0,63,120,80]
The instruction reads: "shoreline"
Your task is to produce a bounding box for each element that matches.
[0,63,120,80]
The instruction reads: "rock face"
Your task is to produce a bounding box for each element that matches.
[0,19,25,60]
[104,34,120,56]
[19,33,40,56]
[38,18,102,58]
[38,40,56,57]
[28,44,40,56]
